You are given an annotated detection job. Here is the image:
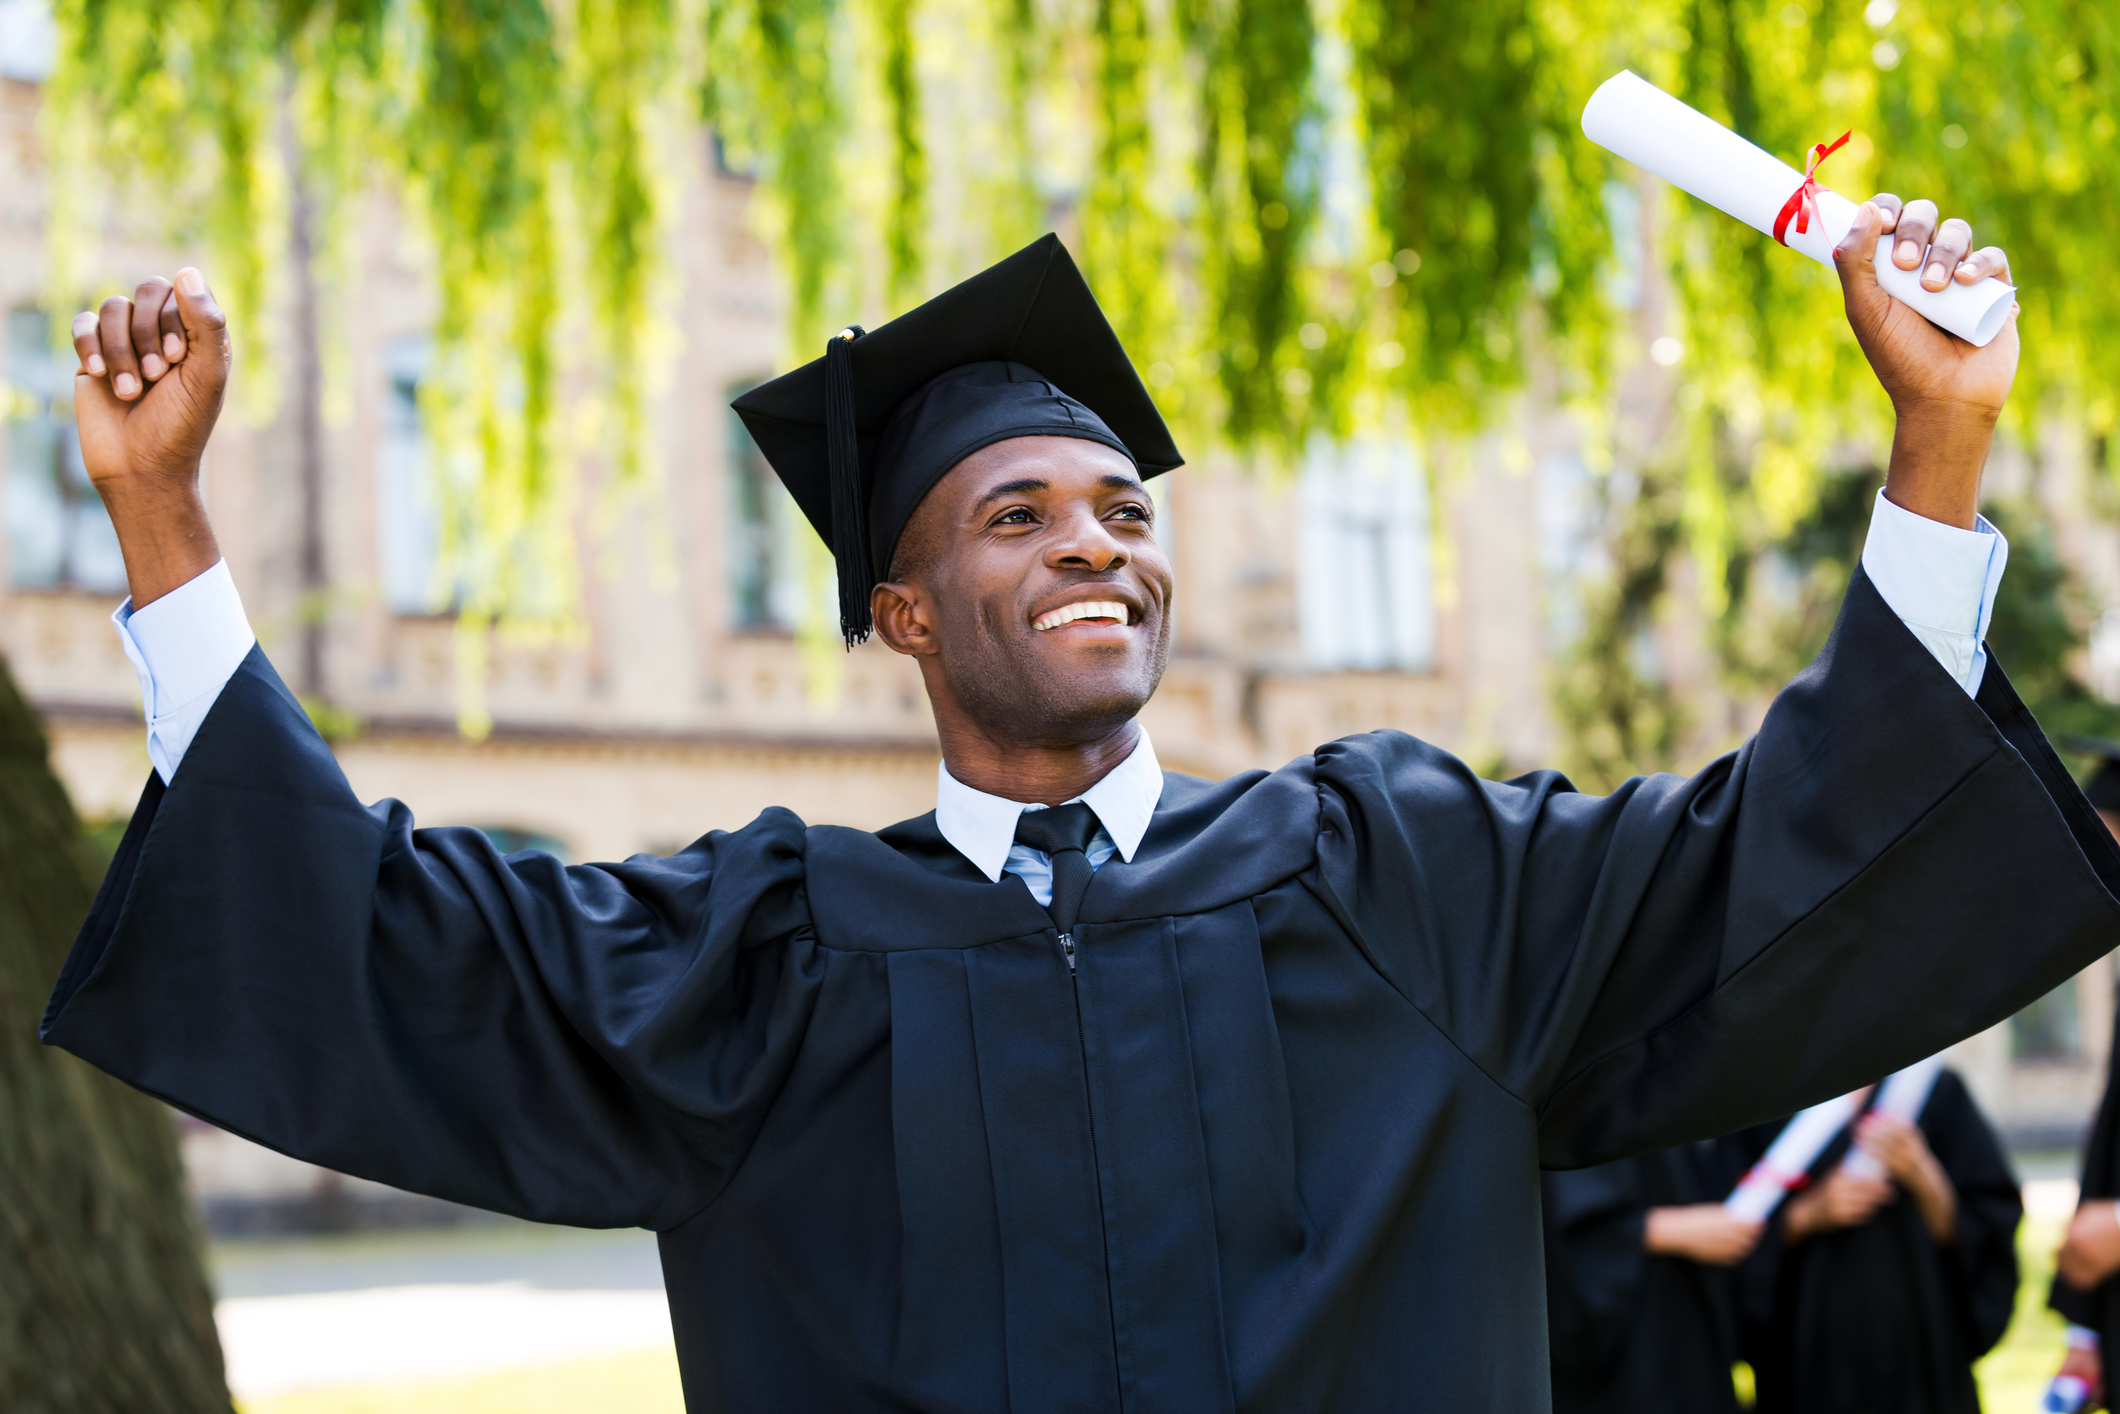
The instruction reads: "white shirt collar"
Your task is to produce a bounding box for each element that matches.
[933,730,1164,882]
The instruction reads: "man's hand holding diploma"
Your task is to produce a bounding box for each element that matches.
[1781,1165,1896,1244]
[1581,71,2020,533]
[69,268,232,609]
[1835,196,2018,531]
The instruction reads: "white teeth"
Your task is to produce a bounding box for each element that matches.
[1033,600,1132,631]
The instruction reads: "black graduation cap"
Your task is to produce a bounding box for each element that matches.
[731,234,1184,646]
[2064,736,2120,813]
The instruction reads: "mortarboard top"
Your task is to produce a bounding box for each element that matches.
[731,234,1184,645]
[2062,735,2120,814]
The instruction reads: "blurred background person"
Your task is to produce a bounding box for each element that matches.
[1542,1138,1759,1413]
[2047,745,2120,1409]
[1743,1068,2021,1414]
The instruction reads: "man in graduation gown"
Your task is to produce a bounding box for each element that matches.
[1741,1070,2022,1414]
[2048,755,2120,1407]
[39,193,2120,1413]
[1541,1138,1759,1413]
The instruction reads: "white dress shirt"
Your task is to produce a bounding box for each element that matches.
[934,731,1164,906]
[110,489,2007,883]
[112,558,256,784]
[1857,489,2009,696]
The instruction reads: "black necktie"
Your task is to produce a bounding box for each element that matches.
[1013,802,1102,936]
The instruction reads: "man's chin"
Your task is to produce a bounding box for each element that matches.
[969,671,1154,749]
[940,632,1166,745]
[1030,671,1163,742]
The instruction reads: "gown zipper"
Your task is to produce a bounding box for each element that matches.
[1058,925,1123,1408]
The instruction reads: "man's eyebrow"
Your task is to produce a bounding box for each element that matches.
[974,478,1049,508]
[971,472,1146,510]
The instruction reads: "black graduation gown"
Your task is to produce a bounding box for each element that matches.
[1744,1070,2022,1414]
[39,573,2120,1413]
[1542,1139,1752,1414]
[2053,997,2120,1348]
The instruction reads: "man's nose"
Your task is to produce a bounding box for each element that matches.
[1046,506,1129,571]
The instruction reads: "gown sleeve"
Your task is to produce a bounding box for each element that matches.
[39,647,819,1231]
[1311,569,2120,1166]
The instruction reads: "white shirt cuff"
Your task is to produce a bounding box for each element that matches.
[1859,489,2008,698]
[2068,1323,2102,1351]
[112,560,256,784]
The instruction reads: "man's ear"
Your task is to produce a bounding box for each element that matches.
[872,581,938,657]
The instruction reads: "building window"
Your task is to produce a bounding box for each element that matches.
[376,337,445,615]
[5,308,128,593]
[727,391,805,633]
[2011,975,2084,1061]
[1297,435,1435,671]
[0,0,57,83]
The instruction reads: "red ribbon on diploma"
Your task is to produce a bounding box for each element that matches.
[1772,129,1852,246]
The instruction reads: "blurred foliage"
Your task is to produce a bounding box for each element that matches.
[1555,452,2120,791]
[1709,462,1877,705]
[1981,500,2120,750]
[1551,460,1688,792]
[42,0,2120,743]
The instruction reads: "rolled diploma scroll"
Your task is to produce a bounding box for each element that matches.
[1725,1092,1862,1222]
[1723,1054,1949,1220]
[1838,1052,1945,1181]
[1582,70,2015,348]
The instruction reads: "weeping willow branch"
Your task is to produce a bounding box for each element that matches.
[1185,0,1319,449]
[575,0,680,483]
[1077,0,1177,381]
[1348,0,1549,426]
[43,0,2120,754]
[707,0,849,346]
[876,0,927,302]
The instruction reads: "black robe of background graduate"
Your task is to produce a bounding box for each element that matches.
[39,240,2120,1413]
[1743,1070,2021,1414]
[2055,1021,2120,1361]
[1542,1138,1753,1414]
[2051,750,2120,1358]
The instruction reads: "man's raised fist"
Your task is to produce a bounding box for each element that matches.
[71,267,231,495]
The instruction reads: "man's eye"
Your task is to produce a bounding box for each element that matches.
[995,508,1035,525]
[1112,503,1150,521]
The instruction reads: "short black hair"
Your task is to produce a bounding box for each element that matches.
[886,508,939,584]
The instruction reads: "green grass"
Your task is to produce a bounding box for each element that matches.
[1978,1211,2071,1412]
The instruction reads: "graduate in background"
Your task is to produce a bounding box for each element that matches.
[2047,747,2120,1410]
[1542,1139,1759,1413]
[1744,1069,2021,1414]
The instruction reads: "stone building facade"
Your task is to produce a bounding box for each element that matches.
[1,16,2113,1224]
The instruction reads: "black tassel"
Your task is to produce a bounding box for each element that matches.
[825,325,870,645]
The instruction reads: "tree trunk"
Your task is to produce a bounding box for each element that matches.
[0,654,232,1412]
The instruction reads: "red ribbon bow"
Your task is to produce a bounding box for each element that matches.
[1773,130,1852,246]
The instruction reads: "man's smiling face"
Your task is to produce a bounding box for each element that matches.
[872,435,1173,750]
